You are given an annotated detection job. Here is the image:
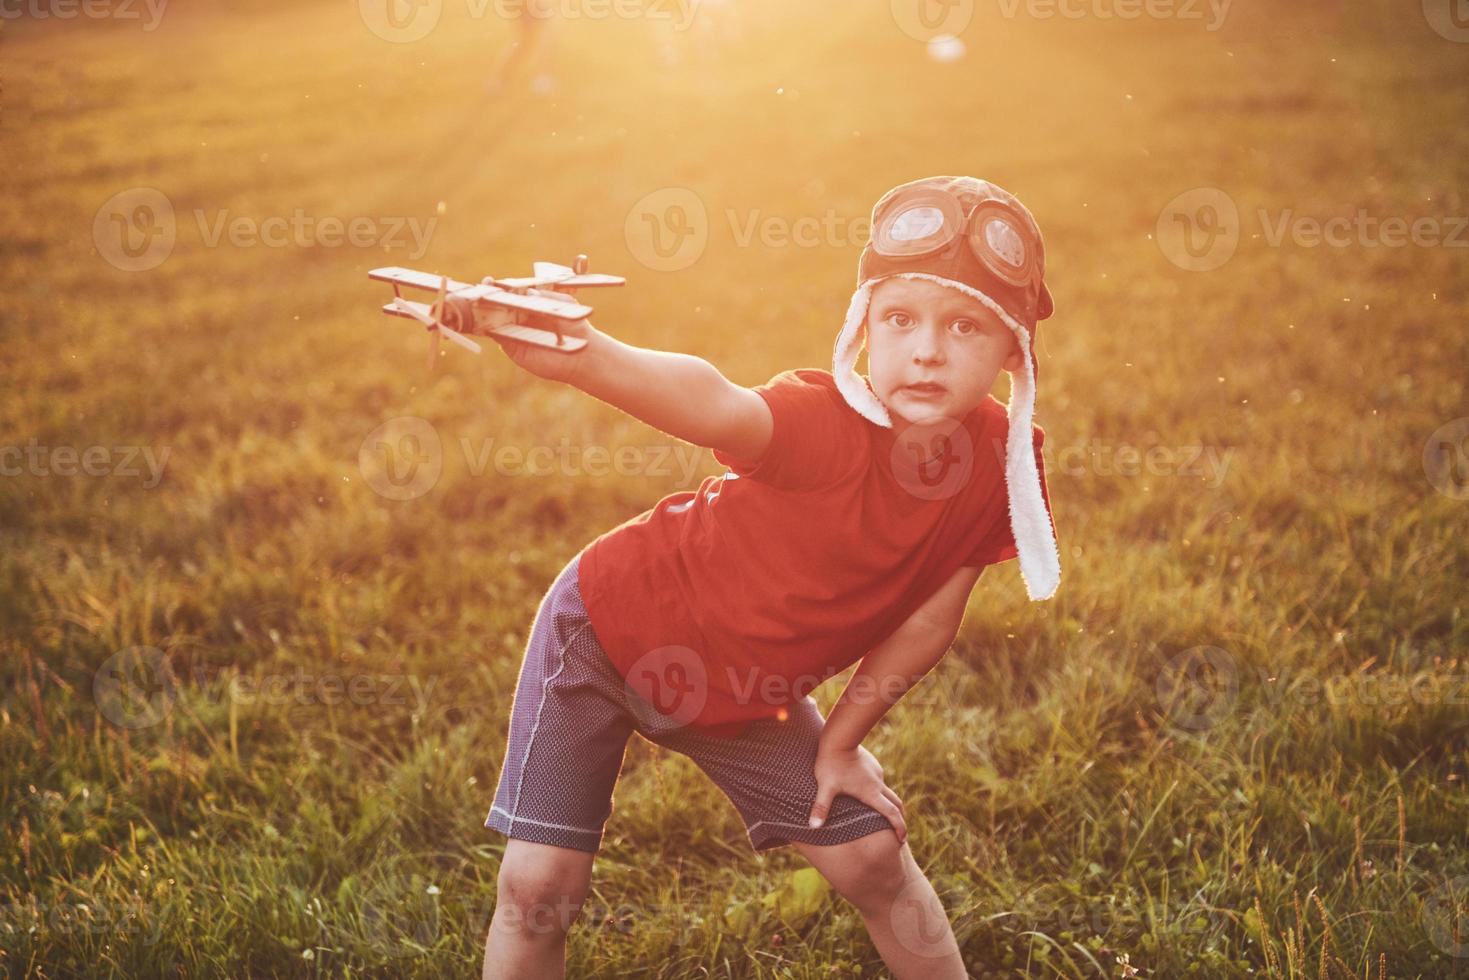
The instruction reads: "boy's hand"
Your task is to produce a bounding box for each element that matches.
[482,285,594,386]
[809,744,907,844]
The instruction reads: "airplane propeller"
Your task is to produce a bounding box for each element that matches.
[388,274,482,372]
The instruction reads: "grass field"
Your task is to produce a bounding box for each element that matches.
[2,0,1468,976]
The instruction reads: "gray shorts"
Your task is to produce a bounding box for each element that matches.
[485,553,895,854]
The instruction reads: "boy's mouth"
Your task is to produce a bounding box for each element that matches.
[901,382,947,397]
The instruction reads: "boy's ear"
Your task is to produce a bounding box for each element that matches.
[1003,345,1024,373]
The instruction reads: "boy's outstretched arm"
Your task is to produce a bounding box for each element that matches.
[564,324,774,461]
[485,292,770,457]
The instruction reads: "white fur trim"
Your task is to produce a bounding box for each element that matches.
[831,272,1061,600]
[832,279,892,427]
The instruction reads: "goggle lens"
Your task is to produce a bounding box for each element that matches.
[889,206,947,243]
[984,216,1025,268]
[970,204,1037,287]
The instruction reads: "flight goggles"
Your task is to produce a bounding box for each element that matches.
[859,183,1054,326]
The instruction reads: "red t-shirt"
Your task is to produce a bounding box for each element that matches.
[577,368,1054,738]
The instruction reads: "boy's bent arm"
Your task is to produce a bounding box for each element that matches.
[569,326,772,460]
[817,565,983,754]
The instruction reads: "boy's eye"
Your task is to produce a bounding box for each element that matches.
[951,319,979,335]
[887,312,913,328]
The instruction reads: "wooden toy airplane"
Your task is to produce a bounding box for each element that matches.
[369,254,624,371]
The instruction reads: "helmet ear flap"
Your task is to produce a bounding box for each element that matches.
[832,280,893,428]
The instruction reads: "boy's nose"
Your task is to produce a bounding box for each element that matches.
[911,329,945,364]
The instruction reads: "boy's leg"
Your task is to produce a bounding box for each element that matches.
[643,696,967,977]
[483,839,594,980]
[790,833,967,980]
[482,553,634,977]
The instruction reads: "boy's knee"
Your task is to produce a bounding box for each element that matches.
[817,832,914,914]
[495,859,590,937]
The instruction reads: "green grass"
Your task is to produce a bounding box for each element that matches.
[2,0,1467,975]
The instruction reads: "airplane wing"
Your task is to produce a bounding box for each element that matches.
[466,288,593,321]
[488,323,590,352]
[556,273,626,287]
[369,266,475,293]
[494,272,625,290]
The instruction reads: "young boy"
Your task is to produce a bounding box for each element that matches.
[480,175,1060,979]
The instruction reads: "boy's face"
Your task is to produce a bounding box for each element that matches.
[865,276,1024,427]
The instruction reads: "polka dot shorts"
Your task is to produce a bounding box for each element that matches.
[485,552,896,855]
